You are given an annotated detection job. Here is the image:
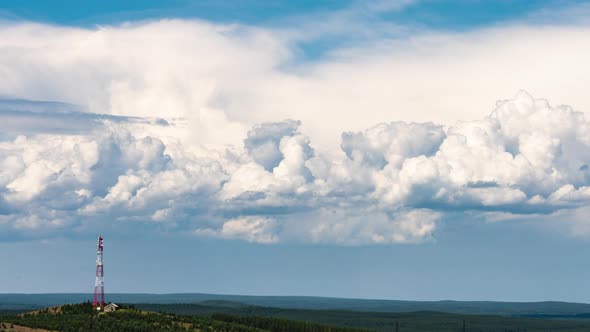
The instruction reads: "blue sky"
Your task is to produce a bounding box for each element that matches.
[2,218,590,301]
[2,0,590,302]
[0,0,584,27]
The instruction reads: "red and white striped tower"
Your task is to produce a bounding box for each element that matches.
[93,235,105,310]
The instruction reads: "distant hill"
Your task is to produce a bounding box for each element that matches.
[2,293,590,316]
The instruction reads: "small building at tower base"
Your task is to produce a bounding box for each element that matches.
[103,303,119,313]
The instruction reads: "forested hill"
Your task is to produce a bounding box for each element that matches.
[3,293,590,316]
[0,302,368,332]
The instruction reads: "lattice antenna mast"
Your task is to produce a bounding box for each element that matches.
[93,235,105,309]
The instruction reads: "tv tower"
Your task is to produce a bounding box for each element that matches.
[93,235,105,309]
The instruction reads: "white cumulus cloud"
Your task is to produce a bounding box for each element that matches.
[2,91,590,244]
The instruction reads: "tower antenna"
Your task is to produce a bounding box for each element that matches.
[93,235,105,310]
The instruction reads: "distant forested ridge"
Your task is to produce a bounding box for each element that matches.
[3,293,590,316]
[132,302,590,332]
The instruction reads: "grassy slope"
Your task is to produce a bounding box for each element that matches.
[133,302,590,332]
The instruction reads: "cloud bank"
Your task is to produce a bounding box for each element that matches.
[3,91,590,244]
[1,18,590,244]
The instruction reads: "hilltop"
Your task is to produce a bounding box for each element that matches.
[0,302,368,332]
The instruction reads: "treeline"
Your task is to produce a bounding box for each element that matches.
[212,313,370,332]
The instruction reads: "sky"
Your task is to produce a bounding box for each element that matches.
[2,0,590,302]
